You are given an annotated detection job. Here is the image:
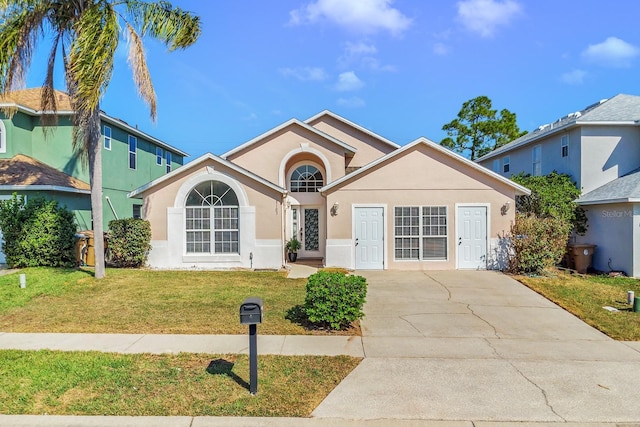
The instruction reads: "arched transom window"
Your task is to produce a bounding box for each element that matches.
[290,165,323,192]
[185,181,239,254]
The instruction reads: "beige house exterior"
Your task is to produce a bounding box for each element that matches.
[129,111,529,271]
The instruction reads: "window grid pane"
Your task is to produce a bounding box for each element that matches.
[185,183,239,255]
[422,206,447,260]
[290,165,324,192]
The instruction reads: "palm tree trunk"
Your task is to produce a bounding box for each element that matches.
[88,107,105,279]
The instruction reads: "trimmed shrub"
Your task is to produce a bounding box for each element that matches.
[303,271,367,330]
[0,194,76,268]
[508,213,572,275]
[107,218,151,268]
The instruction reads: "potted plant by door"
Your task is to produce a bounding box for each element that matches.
[286,237,301,262]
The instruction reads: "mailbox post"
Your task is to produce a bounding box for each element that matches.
[240,297,263,395]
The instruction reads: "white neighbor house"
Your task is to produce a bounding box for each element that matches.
[477,94,640,276]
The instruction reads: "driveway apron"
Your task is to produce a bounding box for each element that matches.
[312,270,640,422]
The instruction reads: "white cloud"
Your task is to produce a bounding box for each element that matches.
[337,97,366,108]
[279,67,328,81]
[433,42,449,55]
[582,37,640,68]
[335,71,365,91]
[561,69,587,85]
[289,0,412,36]
[457,0,522,38]
[344,41,378,56]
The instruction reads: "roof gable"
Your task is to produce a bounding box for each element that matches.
[320,137,530,195]
[220,118,357,159]
[305,110,400,150]
[128,152,286,198]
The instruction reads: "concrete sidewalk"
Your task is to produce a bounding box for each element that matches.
[0,332,364,356]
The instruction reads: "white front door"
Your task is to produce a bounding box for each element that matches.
[457,206,487,269]
[355,207,384,270]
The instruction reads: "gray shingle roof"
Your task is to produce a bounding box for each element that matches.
[576,167,640,205]
[477,94,640,161]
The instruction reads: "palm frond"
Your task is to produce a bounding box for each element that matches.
[125,23,156,120]
[125,0,201,51]
[66,2,118,157]
[66,1,118,116]
[0,1,50,116]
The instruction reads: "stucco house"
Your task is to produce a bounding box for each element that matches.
[476,94,640,276]
[0,88,187,264]
[129,111,529,271]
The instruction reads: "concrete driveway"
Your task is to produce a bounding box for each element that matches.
[313,270,640,422]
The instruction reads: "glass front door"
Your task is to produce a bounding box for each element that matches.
[304,208,319,251]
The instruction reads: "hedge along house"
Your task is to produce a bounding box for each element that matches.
[129,111,529,270]
[0,88,187,262]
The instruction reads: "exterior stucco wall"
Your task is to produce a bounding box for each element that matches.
[478,127,582,186]
[307,116,396,167]
[138,159,284,269]
[324,145,517,271]
[225,124,347,185]
[576,203,635,276]
[579,125,640,193]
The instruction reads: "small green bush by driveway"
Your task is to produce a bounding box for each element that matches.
[304,271,367,330]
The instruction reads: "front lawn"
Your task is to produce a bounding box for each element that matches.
[516,269,640,340]
[0,267,359,335]
[0,350,360,416]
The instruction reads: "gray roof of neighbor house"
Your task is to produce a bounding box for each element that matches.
[576,167,640,205]
[476,94,640,162]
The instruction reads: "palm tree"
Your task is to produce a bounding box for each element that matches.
[0,1,201,278]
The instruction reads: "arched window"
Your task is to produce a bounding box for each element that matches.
[290,165,323,192]
[185,181,239,254]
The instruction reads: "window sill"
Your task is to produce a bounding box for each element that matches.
[182,254,241,263]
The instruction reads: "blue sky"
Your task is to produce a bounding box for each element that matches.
[26,0,640,160]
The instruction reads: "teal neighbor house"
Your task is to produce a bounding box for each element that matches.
[0,88,187,261]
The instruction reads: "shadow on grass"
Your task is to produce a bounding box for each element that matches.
[285,304,314,329]
[206,358,249,391]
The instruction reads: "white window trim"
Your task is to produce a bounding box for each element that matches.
[492,159,500,173]
[0,120,6,153]
[128,135,137,170]
[165,151,172,173]
[502,156,510,174]
[532,145,541,176]
[392,205,449,262]
[561,135,569,158]
[156,147,163,166]
[103,125,111,151]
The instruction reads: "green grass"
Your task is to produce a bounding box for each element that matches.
[0,350,361,416]
[516,270,640,340]
[0,267,359,335]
